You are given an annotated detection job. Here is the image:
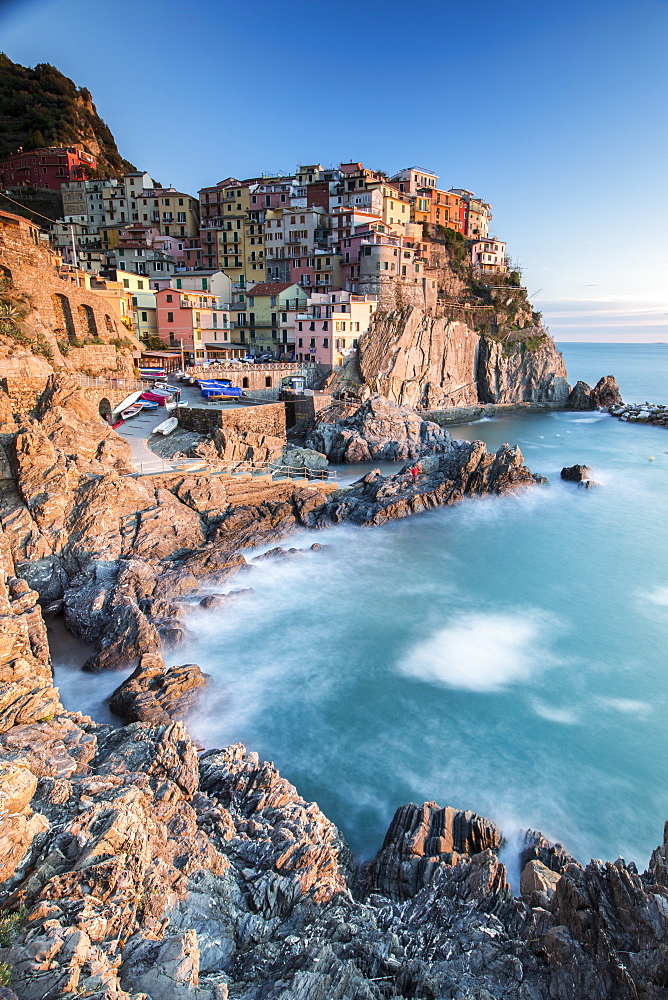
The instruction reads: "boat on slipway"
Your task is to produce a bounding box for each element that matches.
[120,402,144,420]
[153,416,178,436]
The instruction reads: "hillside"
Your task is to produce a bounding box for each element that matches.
[0,53,135,175]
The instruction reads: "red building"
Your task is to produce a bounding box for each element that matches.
[0,146,97,191]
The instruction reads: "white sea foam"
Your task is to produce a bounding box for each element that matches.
[597,697,652,717]
[530,698,579,724]
[397,610,557,692]
[645,586,668,607]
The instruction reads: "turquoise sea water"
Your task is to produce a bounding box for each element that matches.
[54,344,668,871]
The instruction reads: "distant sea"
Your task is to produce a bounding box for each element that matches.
[53,343,668,878]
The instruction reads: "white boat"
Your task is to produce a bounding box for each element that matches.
[153,416,178,436]
[121,402,144,420]
[112,390,143,417]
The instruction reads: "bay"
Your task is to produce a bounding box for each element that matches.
[54,343,668,871]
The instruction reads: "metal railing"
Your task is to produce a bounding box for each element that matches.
[123,457,337,482]
[75,373,155,392]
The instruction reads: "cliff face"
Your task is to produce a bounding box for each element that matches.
[477,333,570,405]
[0,55,134,174]
[358,309,480,409]
[356,306,570,410]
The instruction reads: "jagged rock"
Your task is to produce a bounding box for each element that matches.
[306,394,454,463]
[560,464,593,482]
[108,652,210,724]
[520,828,577,875]
[279,444,329,472]
[363,801,501,901]
[310,441,545,527]
[567,375,623,410]
[520,860,561,906]
[199,589,253,610]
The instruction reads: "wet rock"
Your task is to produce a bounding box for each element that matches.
[363,801,501,901]
[108,652,210,724]
[567,375,623,410]
[310,441,545,528]
[579,478,601,489]
[305,394,453,463]
[253,546,302,561]
[199,589,253,610]
[560,464,593,482]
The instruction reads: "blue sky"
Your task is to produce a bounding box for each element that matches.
[1,0,667,341]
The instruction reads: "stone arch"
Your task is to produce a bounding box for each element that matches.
[265,376,272,387]
[52,293,76,342]
[0,265,12,282]
[242,376,249,388]
[104,314,114,333]
[78,303,98,339]
[98,397,112,422]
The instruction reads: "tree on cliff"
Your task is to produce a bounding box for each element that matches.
[0,54,135,174]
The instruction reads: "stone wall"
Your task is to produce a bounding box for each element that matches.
[186,363,328,398]
[1,375,140,419]
[0,211,139,373]
[176,401,287,438]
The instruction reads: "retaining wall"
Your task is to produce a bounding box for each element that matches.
[176,401,286,438]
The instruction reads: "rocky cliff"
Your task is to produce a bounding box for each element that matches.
[2,545,668,999]
[355,304,570,411]
[2,372,668,1000]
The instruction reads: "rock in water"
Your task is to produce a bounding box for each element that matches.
[567,375,623,410]
[108,652,210,724]
[310,440,545,527]
[305,394,453,462]
[561,464,593,482]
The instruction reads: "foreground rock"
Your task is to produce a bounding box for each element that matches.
[4,532,668,999]
[108,652,210,724]
[567,375,623,410]
[0,374,336,673]
[310,440,545,527]
[305,394,454,462]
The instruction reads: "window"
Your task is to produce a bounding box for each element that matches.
[298,337,303,347]
[141,311,147,321]
[166,294,173,302]
[137,280,144,289]
[167,312,174,322]
[323,337,328,347]
[123,279,130,288]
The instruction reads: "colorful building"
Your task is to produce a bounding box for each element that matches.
[154,286,232,363]
[0,146,97,190]
[294,291,377,365]
[470,237,507,272]
[237,281,308,356]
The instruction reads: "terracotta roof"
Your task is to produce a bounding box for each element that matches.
[244,281,298,295]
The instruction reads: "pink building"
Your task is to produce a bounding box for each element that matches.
[294,290,377,365]
[155,286,232,363]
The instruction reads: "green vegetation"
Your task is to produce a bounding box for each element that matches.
[112,336,136,351]
[430,225,470,272]
[0,53,134,174]
[141,334,169,351]
[0,905,26,946]
[0,962,11,986]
